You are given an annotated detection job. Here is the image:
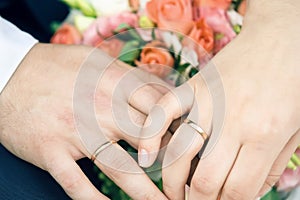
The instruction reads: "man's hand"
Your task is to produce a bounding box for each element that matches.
[0,43,169,200]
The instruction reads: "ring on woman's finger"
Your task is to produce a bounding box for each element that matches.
[183,118,209,141]
[91,140,117,162]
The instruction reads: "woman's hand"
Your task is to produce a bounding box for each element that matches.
[0,43,169,200]
[138,1,300,198]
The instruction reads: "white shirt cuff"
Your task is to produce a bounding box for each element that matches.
[0,16,38,94]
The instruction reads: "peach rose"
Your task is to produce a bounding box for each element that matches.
[135,40,174,78]
[51,24,82,45]
[193,0,232,11]
[194,7,236,53]
[146,0,194,35]
[188,18,214,53]
[129,0,140,11]
[238,0,247,16]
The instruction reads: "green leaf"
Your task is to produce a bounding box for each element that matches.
[127,29,144,42]
[118,41,141,63]
[176,63,189,73]
[151,28,156,40]
[173,50,182,69]
[261,187,280,200]
[114,23,132,32]
[189,67,199,77]
[50,21,61,33]
[114,24,144,43]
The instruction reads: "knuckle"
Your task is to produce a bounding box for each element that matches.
[191,176,218,195]
[265,174,280,187]
[163,182,177,200]
[60,173,82,193]
[142,192,160,200]
[49,166,82,195]
[222,186,244,200]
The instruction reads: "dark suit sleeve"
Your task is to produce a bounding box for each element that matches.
[0,0,69,42]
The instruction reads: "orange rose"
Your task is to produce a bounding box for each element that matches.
[146,0,194,35]
[188,18,214,53]
[136,41,174,78]
[193,0,232,10]
[51,24,82,45]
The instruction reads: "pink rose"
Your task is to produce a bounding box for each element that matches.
[146,0,194,35]
[97,38,125,58]
[193,0,232,10]
[51,24,82,45]
[83,12,138,46]
[213,32,232,53]
[135,40,174,78]
[277,149,300,191]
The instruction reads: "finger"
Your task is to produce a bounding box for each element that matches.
[46,151,108,200]
[138,83,195,168]
[94,142,168,200]
[162,123,205,200]
[189,133,240,200]
[124,67,172,115]
[129,84,166,114]
[131,67,173,94]
[96,100,145,145]
[96,95,175,150]
[220,141,284,200]
[104,65,168,116]
[258,129,300,197]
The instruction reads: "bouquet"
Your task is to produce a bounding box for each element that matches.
[51,0,300,199]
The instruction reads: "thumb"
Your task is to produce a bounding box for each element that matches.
[138,83,195,168]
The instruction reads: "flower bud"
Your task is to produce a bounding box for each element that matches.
[139,16,155,28]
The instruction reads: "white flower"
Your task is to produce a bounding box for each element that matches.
[89,0,131,16]
[162,32,182,54]
[139,0,151,10]
[227,9,244,26]
[74,15,95,33]
[181,47,199,67]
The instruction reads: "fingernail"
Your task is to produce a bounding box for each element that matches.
[139,149,149,167]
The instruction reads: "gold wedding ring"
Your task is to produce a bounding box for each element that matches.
[184,118,209,141]
[91,140,116,162]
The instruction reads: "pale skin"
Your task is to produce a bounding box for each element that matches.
[0,43,171,200]
[138,0,300,199]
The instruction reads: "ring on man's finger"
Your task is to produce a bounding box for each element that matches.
[91,140,117,162]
